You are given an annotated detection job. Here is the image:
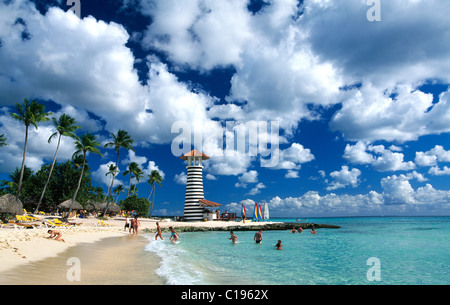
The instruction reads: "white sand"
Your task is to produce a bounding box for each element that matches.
[0,226,124,273]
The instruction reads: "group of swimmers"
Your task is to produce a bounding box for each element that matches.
[290,225,317,234]
[152,222,317,248]
[227,225,317,250]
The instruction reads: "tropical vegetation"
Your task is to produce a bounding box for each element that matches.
[1,98,164,218]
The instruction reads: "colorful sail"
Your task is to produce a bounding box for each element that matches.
[253,203,259,221]
[258,203,263,220]
[242,204,246,219]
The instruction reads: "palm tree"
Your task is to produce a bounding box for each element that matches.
[68,133,102,216]
[103,129,134,215]
[123,162,143,198]
[147,170,163,217]
[35,114,80,213]
[94,186,105,202]
[9,99,50,201]
[128,184,138,196]
[0,134,8,147]
[1,166,33,194]
[113,184,125,203]
[105,163,118,202]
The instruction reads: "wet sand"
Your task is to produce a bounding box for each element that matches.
[0,233,164,285]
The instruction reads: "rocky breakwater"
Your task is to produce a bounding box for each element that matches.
[149,222,340,233]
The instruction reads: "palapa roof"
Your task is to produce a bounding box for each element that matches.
[100,202,121,213]
[0,194,24,215]
[198,199,221,207]
[58,199,83,210]
[179,149,210,160]
[85,201,103,211]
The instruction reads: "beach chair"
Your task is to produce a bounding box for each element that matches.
[13,222,40,229]
[53,218,65,224]
[97,220,113,227]
[47,220,69,228]
[24,215,40,221]
[43,221,55,229]
[14,224,26,230]
[102,220,113,227]
[16,215,30,222]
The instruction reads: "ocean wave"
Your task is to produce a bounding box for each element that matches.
[144,237,204,285]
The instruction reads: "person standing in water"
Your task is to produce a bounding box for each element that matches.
[254,230,263,244]
[155,222,163,240]
[228,231,238,243]
[169,227,180,243]
[130,215,140,236]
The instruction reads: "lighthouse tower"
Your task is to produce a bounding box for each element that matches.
[180,150,210,221]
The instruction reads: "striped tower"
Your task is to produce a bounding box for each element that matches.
[180,150,210,221]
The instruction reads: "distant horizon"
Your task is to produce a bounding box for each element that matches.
[153,214,450,219]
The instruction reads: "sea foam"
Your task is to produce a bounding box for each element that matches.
[144,237,204,285]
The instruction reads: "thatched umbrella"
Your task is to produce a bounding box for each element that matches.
[0,194,24,215]
[57,199,83,211]
[100,202,121,214]
[86,201,103,211]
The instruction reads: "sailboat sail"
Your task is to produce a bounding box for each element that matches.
[253,204,259,221]
[263,202,269,220]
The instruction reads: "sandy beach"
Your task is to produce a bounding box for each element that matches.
[0,215,277,284]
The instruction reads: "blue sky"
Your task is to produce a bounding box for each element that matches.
[1,0,450,217]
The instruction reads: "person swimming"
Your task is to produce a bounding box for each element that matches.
[275,240,283,250]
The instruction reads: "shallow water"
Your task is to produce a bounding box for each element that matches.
[145,217,450,285]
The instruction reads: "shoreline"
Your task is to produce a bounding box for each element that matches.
[0,216,337,284]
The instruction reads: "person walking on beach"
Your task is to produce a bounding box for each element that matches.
[130,215,140,236]
[47,230,65,242]
[228,231,238,243]
[254,230,263,244]
[275,240,283,250]
[169,227,179,243]
[124,216,130,231]
[155,222,163,240]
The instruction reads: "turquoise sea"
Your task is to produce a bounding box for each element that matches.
[144,217,449,285]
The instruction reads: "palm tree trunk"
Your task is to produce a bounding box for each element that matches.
[67,152,86,218]
[35,134,61,213]
[16,125,29,202]
[103,152,120,216]
[149,184,156,217]
[106,175,112,203]
[126,174,132,198]
[147,187,154,201]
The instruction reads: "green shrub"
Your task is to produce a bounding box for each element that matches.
[120,195,150,217]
